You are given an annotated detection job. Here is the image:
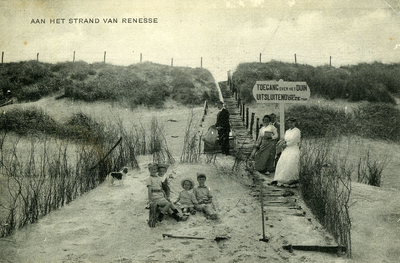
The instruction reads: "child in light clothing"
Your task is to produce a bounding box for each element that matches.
[174,178,198,215]
[146,163,184,222]
[193,173,218,220]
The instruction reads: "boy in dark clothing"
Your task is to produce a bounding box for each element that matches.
[215,101,230,155]
[158,163,170,200]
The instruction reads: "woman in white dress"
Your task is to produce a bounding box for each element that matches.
[272,116,301,186]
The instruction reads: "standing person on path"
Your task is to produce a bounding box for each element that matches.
[215,100,230,155]
[271,117,301,186]
[251,115,278,174]
[269,113,281,169]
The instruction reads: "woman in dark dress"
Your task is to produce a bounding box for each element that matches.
[252,115,278,174]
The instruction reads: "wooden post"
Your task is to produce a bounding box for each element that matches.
[242,104,245,122]
[330,56,332,66]
[140,53,142,62]
[260,53,262,63]
[171,58,173,66]
[279,103,285,139]
[246,107,249,129]
[104,51,106,63]
[1,52,3,63]
[73,51,75,62]
[256,118,260,140]
[37,53,39,62]
[250,112,255,137]
[294,54,297,64]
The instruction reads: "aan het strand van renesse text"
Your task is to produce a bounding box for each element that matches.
[31,18,158,24]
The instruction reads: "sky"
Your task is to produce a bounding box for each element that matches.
[0,0,399,82]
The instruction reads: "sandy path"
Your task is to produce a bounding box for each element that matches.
[1,98,400,262]
[1,156,347,263]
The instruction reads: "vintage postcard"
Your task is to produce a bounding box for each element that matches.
[1,0,399,262]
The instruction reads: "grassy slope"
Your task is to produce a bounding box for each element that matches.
[231,61,400,104]
[0,61,219,108]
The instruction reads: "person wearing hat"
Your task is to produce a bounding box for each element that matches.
[146,163,186,223]
[215,100,230,155]
[174,178,198,216]
[251,114,278,175]
[271,117,301,186]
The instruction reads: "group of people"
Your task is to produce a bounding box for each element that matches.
[146,163,218,225]
[214,99,301,186]
[251,114,301,186]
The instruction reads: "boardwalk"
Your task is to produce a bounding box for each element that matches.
[218,81,346,257]
[218,81,254,158]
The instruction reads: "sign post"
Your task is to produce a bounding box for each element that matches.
[252,79,310,138]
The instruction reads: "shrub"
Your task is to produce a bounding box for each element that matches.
[346,70,396,104]
[0,108,113,144]
[71,71,89,81]
[382,68,400,94]
[63,112,107,143]
[284,103,400,142]
[352,103,400,141]
[0,107,59,136]
[18,84,42,101]
[311,66,350,99]
[285,104,352,138]
[357,147,390,187]
[50,62,68,72]
[7,61,51,86]
[170,71,201,105]
[0,79,17,100]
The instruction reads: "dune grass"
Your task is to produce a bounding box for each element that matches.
[0,108,176,237]
[284,102,400,142]
[231,61,400,104]
[299,136,353,256]
[0,61,219,108]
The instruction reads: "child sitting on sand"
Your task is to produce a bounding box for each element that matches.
[158,163,171,200]
[146,163,186,222]
[174,178,198,215]
[193,173,218,220]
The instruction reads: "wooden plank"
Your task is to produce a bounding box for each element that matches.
[283,245,347,254]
